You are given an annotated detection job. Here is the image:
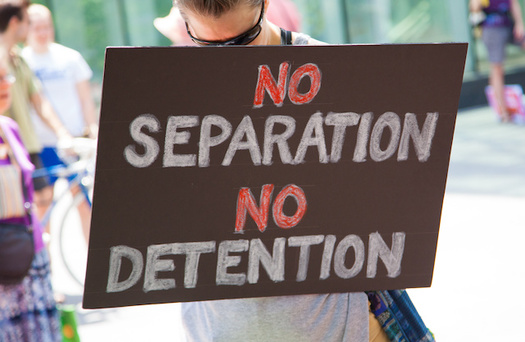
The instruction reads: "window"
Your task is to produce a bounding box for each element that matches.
[32,1,525,91]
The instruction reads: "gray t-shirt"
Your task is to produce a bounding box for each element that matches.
[293,32,318,45]
[181,293,369,342]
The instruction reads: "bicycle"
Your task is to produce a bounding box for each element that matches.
[32,137,96,286]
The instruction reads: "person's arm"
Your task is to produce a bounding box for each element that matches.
[76,79,98,138]
[469,0,483,12]
[511,0,525,41]
[29,92,71,140]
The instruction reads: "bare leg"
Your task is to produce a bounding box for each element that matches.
[71,185,91,243]
[34,185,54,235]
[34,184,66,302]
[489,63,511,122]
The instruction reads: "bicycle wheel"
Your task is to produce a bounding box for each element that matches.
[58,192,89,286]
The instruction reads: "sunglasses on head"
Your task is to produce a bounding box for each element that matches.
[185,1,265,46]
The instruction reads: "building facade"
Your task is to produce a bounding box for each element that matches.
[34,0,525,108]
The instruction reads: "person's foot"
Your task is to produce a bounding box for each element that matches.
[501,112,513,123]
[54,292,66,304]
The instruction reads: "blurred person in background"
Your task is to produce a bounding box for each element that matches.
[0,46,61,342]
[154,4,195,46]
[0,0,73,229]
[469,0,525,123]
[22,3,97,242]
[265,0,301,32]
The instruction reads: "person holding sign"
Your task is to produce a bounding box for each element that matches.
[174,1,384,341]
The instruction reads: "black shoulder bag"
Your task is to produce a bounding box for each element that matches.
[0,125,35,285]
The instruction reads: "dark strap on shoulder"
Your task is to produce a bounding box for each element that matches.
[280,28,293,45]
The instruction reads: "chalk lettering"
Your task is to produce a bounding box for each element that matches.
[253,62,322,108]
[263,115,296,165]
[223,115,262,166]
[293,112,328,164]
[272,184,307,229]
[236,184,307,232]
[124,114,161,168]
[142,242,216,291]
[253,62,290,108]
[288,235,324,282]
[163,115,199,167]
[353,112,373,162]
[366,232,406,278]
[199,115,233,167]
[288,63,322,105]
[235,184,275,233]
[247,238,286,283]
[370,112,401,162]
[106,245,144,293]
[398,112,438,162]
[144,244,177,292]
[105,232,406,293]
[174,242,216,288]
[325,112,360,163]
[124,112,439,168]
[216,240,249,286]
[333,235,365,279]
[320,234,336,280]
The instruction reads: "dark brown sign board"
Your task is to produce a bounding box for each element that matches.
[83,43,467,309]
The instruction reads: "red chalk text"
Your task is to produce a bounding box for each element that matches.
[253,62,322,108]
[235,184,307,233]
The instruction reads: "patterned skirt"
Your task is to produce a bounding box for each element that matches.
[0,249,61,342]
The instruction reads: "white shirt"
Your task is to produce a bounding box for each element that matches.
[22,42,93,146]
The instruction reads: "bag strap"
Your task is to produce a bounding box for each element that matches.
[0,123,18,168]
[280,28,293,45]
[0,123,32,223]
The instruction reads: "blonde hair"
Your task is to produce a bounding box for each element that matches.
[27,3,52,21]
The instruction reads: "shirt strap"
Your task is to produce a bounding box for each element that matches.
[280,28,293,45]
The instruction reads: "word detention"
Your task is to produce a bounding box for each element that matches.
[107,232,406,293]
[108,62,438,294]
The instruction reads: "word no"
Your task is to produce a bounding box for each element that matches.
[253,62,321,107]
[236,184,307,233]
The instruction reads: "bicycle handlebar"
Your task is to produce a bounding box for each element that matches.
[32,138,97,179]
[57,137,97,161]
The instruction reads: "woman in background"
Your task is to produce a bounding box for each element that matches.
[470,0,525,123]
[0,47,61,341]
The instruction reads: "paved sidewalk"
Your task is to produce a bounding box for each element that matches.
[53,105,525,341]
[445,106,525,197]
[408,106,525,341]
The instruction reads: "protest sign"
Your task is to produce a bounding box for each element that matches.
[83,43,467,309]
